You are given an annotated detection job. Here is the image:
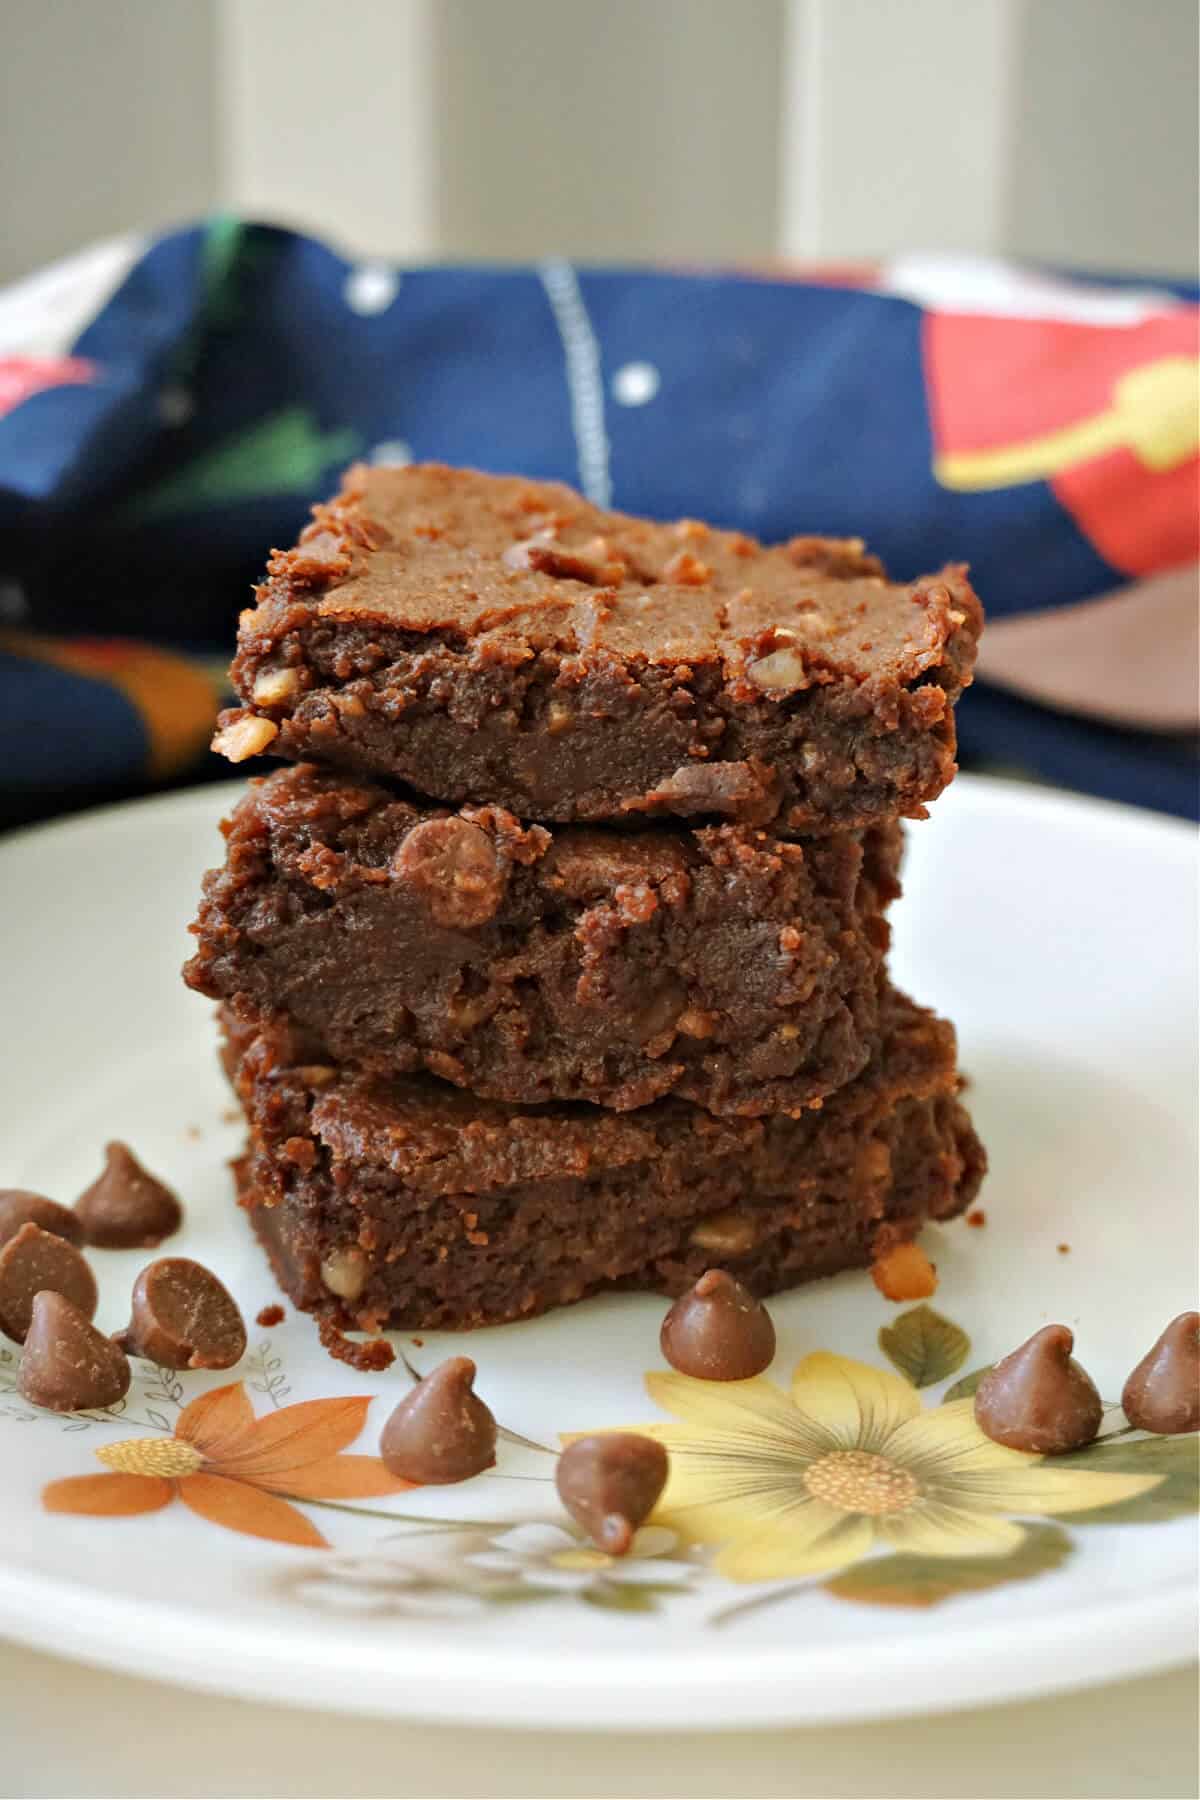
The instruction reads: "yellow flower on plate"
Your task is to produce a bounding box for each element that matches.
[620,1353,1162,1583]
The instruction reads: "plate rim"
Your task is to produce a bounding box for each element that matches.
[0,1555,1193,1730]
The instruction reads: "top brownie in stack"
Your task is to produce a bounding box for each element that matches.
[213,463,983,834]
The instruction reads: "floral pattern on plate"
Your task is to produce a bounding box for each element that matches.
[28,1309,1199,1617]
[42,1380,411,1548]
[602,1350,1157,1582]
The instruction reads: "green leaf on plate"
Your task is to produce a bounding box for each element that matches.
[824,1522,1074,1609]
[1051,1432,1199,1524]
[1054,1432,1197,1477]
[481,1584,554,1608]
[942,1364,993,1404]
[582,1582,661,1614]
[878,1306,971,1388]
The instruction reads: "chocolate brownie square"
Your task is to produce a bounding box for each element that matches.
[186,764,900,1116]
[214,464,983,834]
[224,990,984,1338]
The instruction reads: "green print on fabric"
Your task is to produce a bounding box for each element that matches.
[125,408,361,522]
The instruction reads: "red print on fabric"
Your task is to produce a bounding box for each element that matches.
[923,309,1199,577]
[0,356,94,420]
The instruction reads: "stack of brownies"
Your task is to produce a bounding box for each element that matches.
[185,464,986,1359]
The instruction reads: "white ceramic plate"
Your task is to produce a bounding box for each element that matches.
[0,775,1195,1729]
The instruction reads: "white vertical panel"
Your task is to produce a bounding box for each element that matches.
[216,0,440,260]
[777,0,825,260]
[778,0,1019,259]
[1004,0,1199,274]
[429,0,784,261]
[0,1,219,284]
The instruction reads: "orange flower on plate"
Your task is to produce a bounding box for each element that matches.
[42,1382,413,1548]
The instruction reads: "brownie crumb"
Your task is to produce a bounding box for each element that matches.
[966,1208,987,1228]
[871,1240,938,1301]
[184,1125,202,1142]
[411,1335,424,1347]
[317,1310,395,1370]
[256,1303,285,1327]
[1056,1242,1071,1255]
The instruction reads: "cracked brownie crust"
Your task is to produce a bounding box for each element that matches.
[223,991,984,1336]
[215,464,983,833]
[186,764,900,1116]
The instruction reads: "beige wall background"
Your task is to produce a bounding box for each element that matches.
[0,0,1197,284]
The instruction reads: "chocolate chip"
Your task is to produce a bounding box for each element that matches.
[114,1258,247,1370]
[75,1143,183,1249]
[0,1223,98,1344]
[18,1291,130,1412]
[660,1269,776,1381]
[1122,1313,1200,1436]
[0,1190,84,1248]
[379,1356,497,1483]
[393,818,507,929]
[974,1325,1103,1454]
[555,1433,669,1555]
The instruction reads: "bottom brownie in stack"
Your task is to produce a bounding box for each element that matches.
[221,989,983,1338]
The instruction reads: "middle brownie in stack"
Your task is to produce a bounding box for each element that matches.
[190,462,985,1346]
[187,763,902,1117]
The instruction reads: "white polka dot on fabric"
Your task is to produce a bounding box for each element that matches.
[344,265,401,316]
[370,439,413,467]
[0,580,28,624]
[158,385,193,426]
[612,361,661,406]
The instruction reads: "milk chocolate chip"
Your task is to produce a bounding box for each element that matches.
[18,1291,131,1412]
[660,1269,776,1381]
[0,1190,84,1248]
[380,1356,497,1483]
[974,1325,1103,1454]
[1122,1313,1200,1435]
[0,1223,98,1344]
[555,1433,669,1555]
[393,818,506,929]
[115,1258,247,1370]
[75,1143,183,1249]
